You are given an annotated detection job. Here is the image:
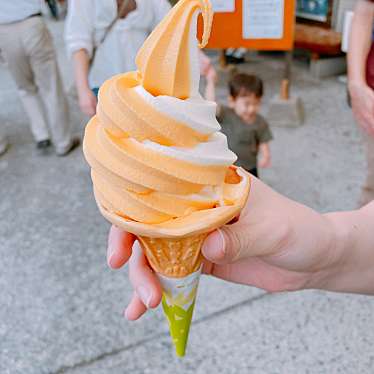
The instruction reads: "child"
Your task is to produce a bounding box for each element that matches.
[205,71,273,178]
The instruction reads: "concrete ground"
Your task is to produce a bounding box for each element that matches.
[1,19,373,374]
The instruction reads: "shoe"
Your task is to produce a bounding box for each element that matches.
[225,55,245,65]
[0,137,9,156]
[36,139,52,155]
[56,136,80,157]
[36,139,52,149]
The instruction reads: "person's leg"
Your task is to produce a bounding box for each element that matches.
[360,134,374,206]
[23,17,78,155]
[232,48,247,59]
[225,48,245,64]
[19,94,51,144]
[0,20,50,143]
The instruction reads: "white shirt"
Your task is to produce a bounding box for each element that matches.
[65,0,171,88]
[0,0,42,24]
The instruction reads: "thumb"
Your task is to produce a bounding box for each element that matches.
[202,225,251,265]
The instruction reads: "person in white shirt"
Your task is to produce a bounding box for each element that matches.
[0,0,79,156]
[65,0,172,117]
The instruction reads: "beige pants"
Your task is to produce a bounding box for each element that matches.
[0,16,72,153]
[360,134,374,206]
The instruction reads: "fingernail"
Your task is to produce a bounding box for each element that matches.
[202,229,226,260]
[217,229,226,254]
[136,285,152,308]
[107,247,116,268]
[124,308,131,320]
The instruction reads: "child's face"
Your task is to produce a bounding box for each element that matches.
[229,94,261,123]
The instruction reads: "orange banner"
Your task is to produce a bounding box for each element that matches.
[198,0,295,50]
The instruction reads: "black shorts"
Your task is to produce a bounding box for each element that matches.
[247,167,258,178]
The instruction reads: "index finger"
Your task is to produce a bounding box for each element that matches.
[107,225,136,269]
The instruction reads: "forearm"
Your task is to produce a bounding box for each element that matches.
[258,143,271,167]
[314,202,374,294]
[259,143,270,159]
[72,49,91,94]
[348,1,374,86]
[204,81,216,102]
[204,81,222,118]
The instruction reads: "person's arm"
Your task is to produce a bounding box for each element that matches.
[257,118,273,168]
[65,0,97,116]
[72,49,97,117]
[200,50,216,99]
[348,0,374,135]
[203,67,222,117]
[200,50,221,118]
[204,69,216,103]
[313,202,374,294]
[258,142,271,168]
[106,175,374,321]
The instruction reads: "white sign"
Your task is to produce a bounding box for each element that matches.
[210,0,235,13]
[243,0,284,39]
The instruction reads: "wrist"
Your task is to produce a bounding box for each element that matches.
[308,209,368,294]
[348,79,369,92]
[77,84,92,98]
[302,211,350,291]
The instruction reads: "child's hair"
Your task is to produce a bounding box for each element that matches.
[229,73,263,99]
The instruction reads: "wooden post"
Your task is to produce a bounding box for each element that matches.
[281,79,290,100]
[219,49,227,68]
[281,51,292,100]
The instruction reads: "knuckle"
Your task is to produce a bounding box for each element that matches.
[221,226,247,262]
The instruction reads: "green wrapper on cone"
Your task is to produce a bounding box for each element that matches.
[158,267,202,357]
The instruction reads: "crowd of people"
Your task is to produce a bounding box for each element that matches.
[0,1,373,319]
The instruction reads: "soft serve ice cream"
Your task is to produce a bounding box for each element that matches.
[83,0,251,357]
[83,0,250,236]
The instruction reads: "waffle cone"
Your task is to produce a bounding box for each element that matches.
[138,233,207,278]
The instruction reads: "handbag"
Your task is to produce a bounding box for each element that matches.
[45,0,59,20]
[89,0,133,70]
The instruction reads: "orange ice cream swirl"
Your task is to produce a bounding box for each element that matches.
[83,0,246,226]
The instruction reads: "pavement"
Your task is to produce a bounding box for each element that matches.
[1,19,374,374]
